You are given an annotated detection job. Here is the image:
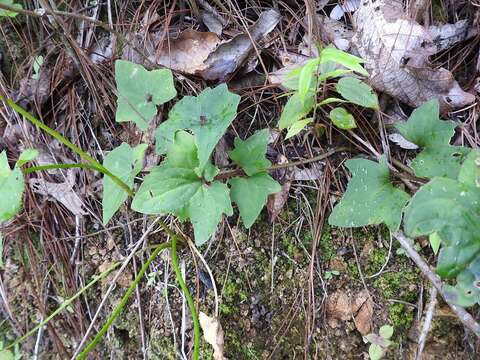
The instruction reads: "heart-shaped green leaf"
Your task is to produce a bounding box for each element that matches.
[396,100,469,179]
[155,84,240,172]
[102,143,147,225]
[329,156,410,231]
[115,60,176,130]
[0,151,24,222]
[229,173,281,228]
[229,129,271,176]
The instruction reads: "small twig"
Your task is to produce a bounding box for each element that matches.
[415,286,438,360]
[215,147,348,181]
[393,231,480,338]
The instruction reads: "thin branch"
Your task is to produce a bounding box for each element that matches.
[393,231,480,338]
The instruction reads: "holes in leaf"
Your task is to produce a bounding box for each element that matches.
[445,96,453,104]
[474,281,480,289]
[145,93,153,102]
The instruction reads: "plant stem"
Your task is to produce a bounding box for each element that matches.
[393,231,480,338]
[6,262,120,350]
[76,242,171,360]
[215,147,348,181]
[171,235,201,360]
[0,96,133,197]
[23,163,101,174]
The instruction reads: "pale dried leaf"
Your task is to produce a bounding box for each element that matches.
[199,312,225,360]
[199,9,281,80]
[29,172,86,216]
[292,163,323,181]
[388,133,419,150]
[201,10,224,35]
[353,0,475,111]
[428,20,478,52]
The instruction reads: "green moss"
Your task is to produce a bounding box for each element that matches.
[365,248,388,275]
[320,225,335,261]
[372,260,419,302]
[388,303,414,331]
[226,332,260,359]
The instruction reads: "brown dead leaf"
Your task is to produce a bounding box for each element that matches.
[326,290,352,327]
[352,290,373,335]
[156,30,221,74]
[326,289,373,334]
[199,312,225,360]
[353,0,475,111]
[266,154,291,222]
[199,9,281,81]
[123,10,280,81]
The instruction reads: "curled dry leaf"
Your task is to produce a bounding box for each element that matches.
[29,171,86,216]
[123,9,280,81]
[199,9,281,81]
[353,0,475,111]
[199,312,225,360]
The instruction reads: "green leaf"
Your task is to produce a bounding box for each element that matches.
[318,97,347,106]
[379,325,393,339]
[102,143,147,225]
[155,84,240,172]
[229,129,271,176]
[32,55,44,80]
[368,344,384,360]
[132,131,202,215]
[443,259,480,307]
[328,156,410,231]
[278,92,315,130]
[330,107,356,130]
[229,173,281,228]
[182,181,233,245]
[133,131,231,245]
[0,349,14,360]
[396,100,469,179]
[285,118,313,140]
[319,47,368,76]
[458,149,480,188]
[403,176,480,278]
[115,60,176,130]
[429,232,442,255]
[298,60,318,102]
[336,77,379,109]
[0,0,22,17]
[16,148,38,167]
[0,151,24,222]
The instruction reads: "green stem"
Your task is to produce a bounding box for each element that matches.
[171,235,200,360]
[0,96,133,197]
[6,262,120,350]
[76,242,171,360]
[23,163,101,174]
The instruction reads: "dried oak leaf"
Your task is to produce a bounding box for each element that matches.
[353,0,475,111]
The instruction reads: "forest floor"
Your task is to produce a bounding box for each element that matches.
[0,0,479,359]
